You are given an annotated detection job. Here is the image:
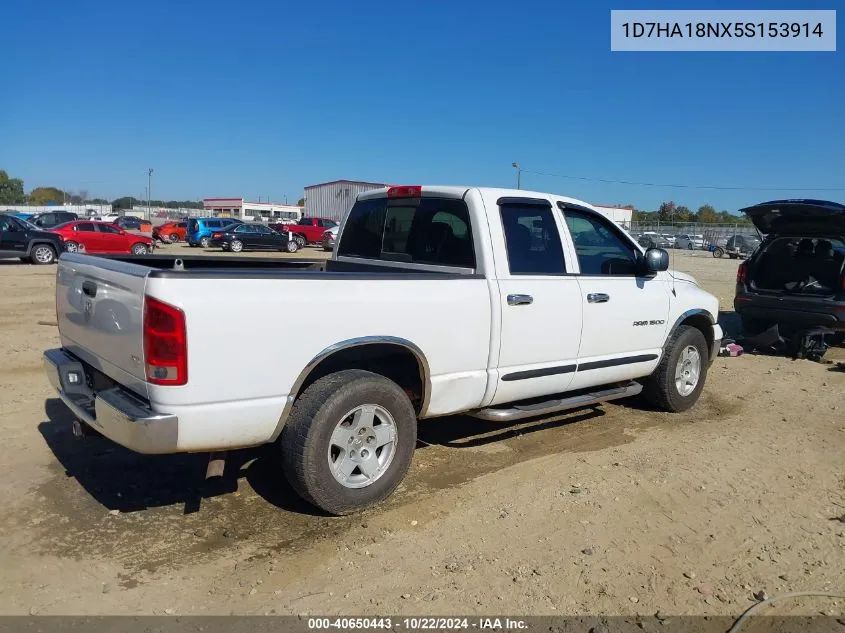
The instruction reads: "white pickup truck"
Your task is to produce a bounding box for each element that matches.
[44,185,722,514]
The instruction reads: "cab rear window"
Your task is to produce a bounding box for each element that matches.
[338,197,475,268]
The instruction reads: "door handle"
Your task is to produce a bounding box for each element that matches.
[507,294,533,306]
[586,293,609,303]
[82,281,97,298]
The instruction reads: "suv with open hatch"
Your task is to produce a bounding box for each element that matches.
[734,199,845,336]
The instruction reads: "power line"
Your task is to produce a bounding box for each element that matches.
[520,168,845,192]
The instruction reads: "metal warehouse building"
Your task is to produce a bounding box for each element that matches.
[303,180,387,221]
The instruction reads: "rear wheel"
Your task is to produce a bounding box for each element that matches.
[687,243,693,250]
[65,241,80,253]
[713,247,724,258]
[31,244,57,265]
[280,369,417,515]
[295,235,306,248]
[200,237,210,248]
[642,325,708,412]
[131,243,149,255]
[286,239,299,253]
[230,239,243,253]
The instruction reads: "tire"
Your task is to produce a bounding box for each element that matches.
[280,369,417,515]
[168,233,179,243]
[65,241,80,254]
[286,239,299,253]
[713,247,724,258]
[230,239,243,253]
[131,243,150,255]
[199,237,210,248]
[30,244,57,265]
[642,325,709,413]
[687,243,693,250]
[295,235,306,248]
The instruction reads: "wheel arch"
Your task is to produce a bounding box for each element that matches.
[668,309,715,359]
[27,240,58,256]
[270,336,431,442]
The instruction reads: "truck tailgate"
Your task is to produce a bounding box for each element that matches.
[56,253,151,398]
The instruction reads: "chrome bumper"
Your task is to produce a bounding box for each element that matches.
[43,348,179,454]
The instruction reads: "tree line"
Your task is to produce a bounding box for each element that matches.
[0,169,306,209]
[629,201,751,225]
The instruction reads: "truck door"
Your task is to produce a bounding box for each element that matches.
[558,204,671,391]
[491,197,583,405]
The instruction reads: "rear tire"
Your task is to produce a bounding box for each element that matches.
[200,237,210,248]
[65,241,80,253]
[642,325,708,413]
[230,239,243,253]
[295,235,306,248]
[30,244,57,265]
[280,369,417,515]
[713,247,724,258]
[286,239,299,253]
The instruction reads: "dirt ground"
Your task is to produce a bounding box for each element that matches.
[0,246,843,618]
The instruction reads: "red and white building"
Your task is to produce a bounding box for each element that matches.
[202,198,303,222]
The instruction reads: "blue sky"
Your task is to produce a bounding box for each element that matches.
[3,0,842,212]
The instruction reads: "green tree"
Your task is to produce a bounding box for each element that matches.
[675,205,692,223]
[111,196,139,210]
[695,204,718,223]
[657,201,677,222]
[296,198,305,207]
[0,170,26,204]
[28,186,66,205]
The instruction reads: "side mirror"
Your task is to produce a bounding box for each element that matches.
[643,247,669,275]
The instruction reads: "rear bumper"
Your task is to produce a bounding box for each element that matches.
[735,293,845,331]
[43,348,179,454]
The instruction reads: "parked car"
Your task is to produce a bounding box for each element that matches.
[322,225,339,251]
[49,220,153,255]
[153,221,189,243]
[675,234,705,250]
[44,185,722,515]
[637,233,673,249]
[734,199,845,335]
[286,217,339,247]
[28,211,79,229]
[208,219,246,247]
[114,216,153,234]
[217,223,292,253]
[0,213,65,264]
[186,217,241,248]
[713,234,761,259]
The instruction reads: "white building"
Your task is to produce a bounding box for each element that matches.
[202,198,302,222]
[303,180,388,221]
[592,204,633,229]
[1,203,113,215]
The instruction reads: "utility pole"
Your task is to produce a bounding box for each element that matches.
[147,168,153,220]
[512,162,522,189]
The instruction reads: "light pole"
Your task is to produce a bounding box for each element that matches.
[512,162,522,189]
[147,168,153,220]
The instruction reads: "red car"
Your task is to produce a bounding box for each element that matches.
[50,221,153,255]
[154,221,188,243]
[282,217,338,247]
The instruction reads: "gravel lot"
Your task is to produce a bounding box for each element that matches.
[0,245,843,617]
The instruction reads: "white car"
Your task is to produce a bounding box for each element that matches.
[322,225,339,251]
[675,234,705,250]
[44,185,722,515]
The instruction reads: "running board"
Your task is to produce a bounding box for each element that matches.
[469,382,643,422]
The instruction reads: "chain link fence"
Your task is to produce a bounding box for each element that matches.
[628,221,760,250]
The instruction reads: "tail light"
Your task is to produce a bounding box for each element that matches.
[387,185,422,198]
[143,296,187,386]
[212,232,222,239]
[736,261,747,284]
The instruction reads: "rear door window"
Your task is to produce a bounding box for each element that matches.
[499,203,566,275]
[76,223,97,232]
[338,197,475,268]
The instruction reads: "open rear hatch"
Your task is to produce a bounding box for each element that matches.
[740,199,845,235]
[740,200,845,298]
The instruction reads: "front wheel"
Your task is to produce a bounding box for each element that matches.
[199,237,210,248]
[31,244,57,265]
[642,325,708,413]
[713,247,724,258]
[131,243,150,255]
[168,233,179,243]
[280,369,417,515]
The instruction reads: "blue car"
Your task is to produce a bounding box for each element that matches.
[186,217,240,248]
